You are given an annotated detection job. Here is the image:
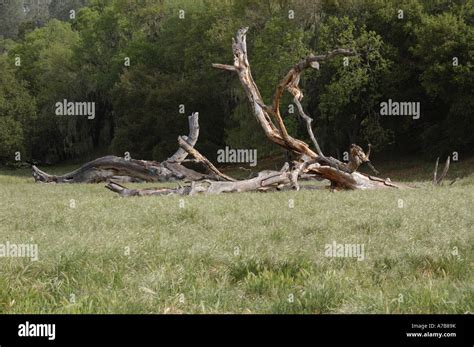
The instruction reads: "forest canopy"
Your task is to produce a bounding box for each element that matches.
[0,0,472,165]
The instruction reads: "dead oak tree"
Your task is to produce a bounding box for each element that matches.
[106,28,415,197]
[34,28,449,195]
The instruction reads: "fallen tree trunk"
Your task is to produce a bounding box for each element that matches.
[32,113,226,183]
[106,167,291,197]
[32,155,213,183]
[105,162,406,198]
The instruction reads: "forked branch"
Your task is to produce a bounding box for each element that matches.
[177,136,235,182]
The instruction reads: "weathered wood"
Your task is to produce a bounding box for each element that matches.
[106,166,292,197]
[33,156,165,183]
[167,112,200,163]
[105,181,192,197]
[37,28,441,197]
[212,28,396,190]
[177,136,236,182]
[433,156,451,185]
[106,28,415,197]
[32,113,216,184]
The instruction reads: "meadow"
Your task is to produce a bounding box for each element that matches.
[0,157,472,313]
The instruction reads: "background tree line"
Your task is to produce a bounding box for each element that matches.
[0,0,472,165]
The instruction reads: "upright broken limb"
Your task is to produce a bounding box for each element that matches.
[433,156,451,185]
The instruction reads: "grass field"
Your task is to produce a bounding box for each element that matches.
[0,157,473,313]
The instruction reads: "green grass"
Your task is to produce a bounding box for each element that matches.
[0,158,473,313]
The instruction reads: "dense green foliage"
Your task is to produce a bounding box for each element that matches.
[0,0,472,164]
[0,56,36,162]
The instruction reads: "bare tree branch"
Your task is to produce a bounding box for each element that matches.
[177,136,235,182]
